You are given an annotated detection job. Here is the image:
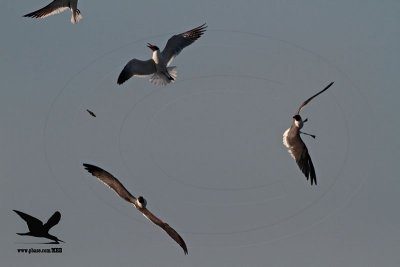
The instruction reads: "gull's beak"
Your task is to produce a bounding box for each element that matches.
[147,43,156,50]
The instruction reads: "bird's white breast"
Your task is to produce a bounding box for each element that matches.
[152,50,162,65]
[282,128,291,148]
[282,128,295,159]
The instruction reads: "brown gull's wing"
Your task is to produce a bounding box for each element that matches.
[283,130,317,185]
[295,142,317,185]
[140,208,188,255]
[296,82,334,115]
[83,163,137,204]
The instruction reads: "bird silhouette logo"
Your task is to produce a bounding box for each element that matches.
[13,210,64,244]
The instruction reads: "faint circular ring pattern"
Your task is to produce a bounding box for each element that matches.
[43,29,373,248]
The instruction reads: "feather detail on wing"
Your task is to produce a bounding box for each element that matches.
[161,23,207,66]
[140,208,188,255]
[23,0,70,19]
[117,59,156,84]
[295,145,317,185]
[83,164,137,204]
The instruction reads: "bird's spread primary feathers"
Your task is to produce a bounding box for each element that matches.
[117,23,207,86]
[83,163,188,254]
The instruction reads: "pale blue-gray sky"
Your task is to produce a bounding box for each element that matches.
[1,0,399,266]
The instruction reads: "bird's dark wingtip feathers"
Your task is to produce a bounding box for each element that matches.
[310,172,317,185]
[308,157,317,186]
[184,23,208,39]
[198,23,207,29]
[83,163,94,173]
[23,12,39,18]
[321,81,334,92]
[312,178,317,185]
[182,243,188,255]
[196,23,207,34]
[117,71,128,85]
[179,235,188,255]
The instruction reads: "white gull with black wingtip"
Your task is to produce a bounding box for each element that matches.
[283,82,334,185]
[83,163,188,255]
[117,23,207,86]
[23,0,82,24]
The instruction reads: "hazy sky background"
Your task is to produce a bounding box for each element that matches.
[1,0,399,266]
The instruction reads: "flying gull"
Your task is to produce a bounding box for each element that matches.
[23,0,82,24]
[83,163,188,254]
[282,82,334,185]
[117,23,207,86]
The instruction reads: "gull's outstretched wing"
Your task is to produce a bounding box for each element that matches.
[296,82,334,115]
[161,23,207,66]
[43,211,61,231]
[83,164,137,204]
[117,59,156,85]
[295,142,317,185]
[23,0,70,19]
[140,208,188,255]
[283,130,317,185]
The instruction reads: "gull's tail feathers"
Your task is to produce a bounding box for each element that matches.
[71,9,82,24]
[149,67,177,86]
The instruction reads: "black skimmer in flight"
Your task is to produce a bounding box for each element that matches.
[117,23,207,86]
[83,163,188,254]
[282,82,334,185]
[13,210,64,244]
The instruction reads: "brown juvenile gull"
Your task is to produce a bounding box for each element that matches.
[83,163,188,254]
[283,82,334,185]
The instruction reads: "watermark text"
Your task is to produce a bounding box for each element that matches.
[17,247,62,254]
